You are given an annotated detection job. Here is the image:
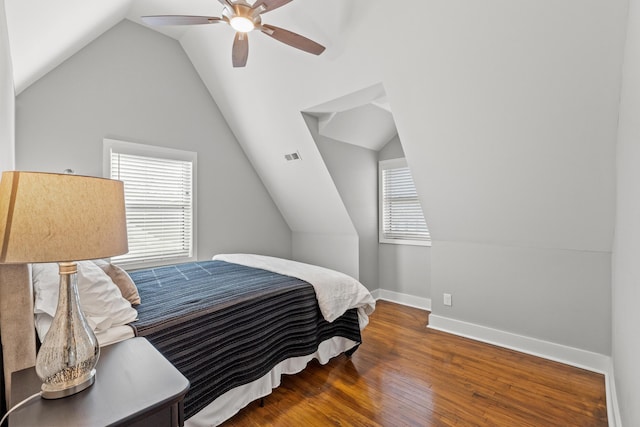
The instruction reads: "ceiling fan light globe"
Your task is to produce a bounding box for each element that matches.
[230,16,255,32]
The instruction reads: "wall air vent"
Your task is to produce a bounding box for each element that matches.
[284,151,302,161]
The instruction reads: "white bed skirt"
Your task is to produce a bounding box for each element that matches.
[185,336,360,427]
[97,326,359,426]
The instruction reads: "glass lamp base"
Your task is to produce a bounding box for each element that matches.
[36,263,100,400]
[41,369,96,399]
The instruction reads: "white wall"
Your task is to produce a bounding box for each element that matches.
[378,136,431,300]
[311,115,379,289]
[0,0,14,173]
[14,20,292,261]
[613,0,640,423]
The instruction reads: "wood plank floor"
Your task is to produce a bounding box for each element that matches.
[221,300,608,426]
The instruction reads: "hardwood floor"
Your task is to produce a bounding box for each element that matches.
[221,300,608,426]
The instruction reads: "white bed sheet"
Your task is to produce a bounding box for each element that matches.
[213,253,376,328]
[34,313,135,348]
[96,324,135,347]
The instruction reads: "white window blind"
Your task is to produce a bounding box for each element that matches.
[379,159,430,245]
[104,140,196,267]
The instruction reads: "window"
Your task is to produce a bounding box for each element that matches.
[379,158,431,246]
[104,139,197,268]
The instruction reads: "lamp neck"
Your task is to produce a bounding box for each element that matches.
[58,261,78,276]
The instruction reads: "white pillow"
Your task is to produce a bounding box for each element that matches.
[33,262,64,319]
[34,312,53,344]
[32,261,138,339]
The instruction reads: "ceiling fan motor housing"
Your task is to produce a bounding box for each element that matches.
[222,1,263,31]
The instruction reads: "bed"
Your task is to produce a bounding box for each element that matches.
[0,254,376,426]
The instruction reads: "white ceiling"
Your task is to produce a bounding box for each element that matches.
[5,0,361,93]
[305,83,398,151]
[4,0,624,253]
[5,0,366,236]
[314,105,397,152]
[5,0,131,94]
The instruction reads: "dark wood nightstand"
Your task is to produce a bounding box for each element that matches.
[9,337,190,427]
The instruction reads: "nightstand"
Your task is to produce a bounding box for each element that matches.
[9,337,190,427]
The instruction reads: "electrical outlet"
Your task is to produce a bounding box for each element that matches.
[443,293,452,307]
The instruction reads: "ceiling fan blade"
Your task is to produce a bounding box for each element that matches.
[253,0,294,13]
[261,24,325,55]
[217,0,234,7]
[232,32,249,68]
[141,15,222,26]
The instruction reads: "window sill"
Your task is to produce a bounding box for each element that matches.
[379,238,432,247]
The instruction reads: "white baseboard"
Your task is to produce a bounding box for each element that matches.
[371,291,621,425]
[428,314,621,426]
[605,360,622,427]
[371,289,431,311]
[427,314,610,373]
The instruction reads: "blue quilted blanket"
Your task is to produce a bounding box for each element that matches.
[129,260,361,419]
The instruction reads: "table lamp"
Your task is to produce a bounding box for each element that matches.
[0,171,128,399]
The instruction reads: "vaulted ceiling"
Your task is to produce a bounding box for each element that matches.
[4,0,626,254]
[5,0,365,238]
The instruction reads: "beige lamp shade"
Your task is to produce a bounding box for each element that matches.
[0,171,128,263]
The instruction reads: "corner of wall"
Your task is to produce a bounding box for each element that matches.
[371,288,431,311]
[605,359,622,427]
[0,0,16,173]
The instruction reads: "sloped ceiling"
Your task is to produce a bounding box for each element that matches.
[4,0,625,252]
[5,0,131,94]
[304,83,398,151]
[141,0,368,235]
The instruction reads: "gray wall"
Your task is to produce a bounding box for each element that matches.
[613,0,640,423]
[311,122,432,299]
[378,135,405,161]
[378,136,431,300]
[309,114,378,290]
[15,20,292,261]
[0,1,14,172]
[292,232,360,281]
[432,241,611,354]
[382,1,623,357]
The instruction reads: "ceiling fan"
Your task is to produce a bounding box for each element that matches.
[141,0,326,68]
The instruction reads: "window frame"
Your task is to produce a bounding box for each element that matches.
[378,158,431,247]
[103,138,198,269]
